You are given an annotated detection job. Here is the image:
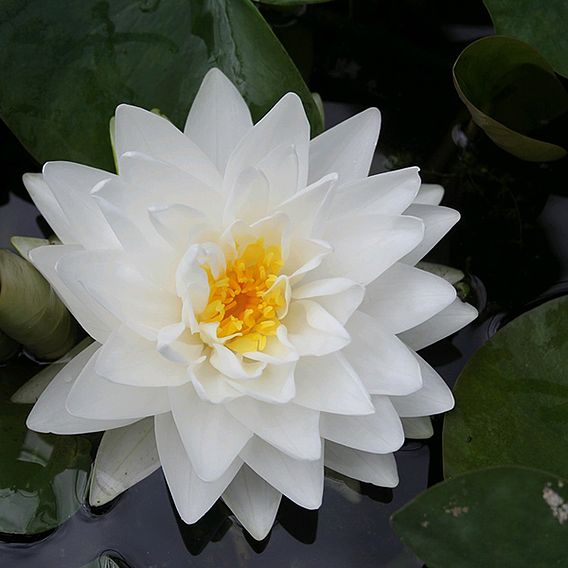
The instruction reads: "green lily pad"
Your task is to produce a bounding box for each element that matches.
[392,466,568,568]
[453,36,568,162]
[484,0,568,78]
[0,0,323,172]
[0,359,93,535]
[444,296,568,479]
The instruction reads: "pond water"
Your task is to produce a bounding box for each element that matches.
[1,2,568,566]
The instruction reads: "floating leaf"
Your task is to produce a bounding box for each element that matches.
[444,296,568,479]
[392,466,568,568]
[453,36,568,161]
[0,249,79,360]
[0,0,323,172]
[484,0,568,78]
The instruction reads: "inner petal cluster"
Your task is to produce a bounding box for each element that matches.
[198,239,286,354]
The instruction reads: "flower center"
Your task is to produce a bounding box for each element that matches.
[199,239,286,354]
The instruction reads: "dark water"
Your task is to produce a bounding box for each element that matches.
[2,1,568,566]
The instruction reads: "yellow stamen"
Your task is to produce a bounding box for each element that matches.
[199,239,285,354]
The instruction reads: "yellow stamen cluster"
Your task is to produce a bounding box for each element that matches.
[199,239,286,354]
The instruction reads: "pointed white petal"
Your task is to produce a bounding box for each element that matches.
[190,360,242,404]
[240,437,324,509]
[285,238,332,282]
[325,441,399,487]
[227,363,296,404]
[391,354,454,417]
[66,345,170,420]
[243,326,299,365]
[169,384,252,482]
[227,398,321,461]
[401,416,434,439]
[26,343,136,434]
[321,396,404,453]
[148,203,209,251]
[361,263,456,334]
[275,173,336,239]
[413,183,444,206]
[402,204,460,265]
[95,325,190,387]
[23,173,75,244]
[184,68,252,174]
[318,214,424,285]
[222,465,281,541]
[115,104,221,187]
[294,352,373,415]
[308,108,381,185]
[398,298,478,351]
[224,93,310,195]
[259,144,301,206]
[223,166,269,225]
[343,311,422,396]
[285,300,350,357]
[328,167,420,219]
[29,245,117,343]
[292,277,364,324]
[42,162,120,250]
[89,417,160,506]
[155,412,242,523]
[210,344,266,380]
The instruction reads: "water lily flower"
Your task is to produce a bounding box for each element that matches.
[23,69,477,540]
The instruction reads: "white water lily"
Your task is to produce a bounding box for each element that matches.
[23,69,476,540]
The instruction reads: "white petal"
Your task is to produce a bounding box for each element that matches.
[275,173,337,239]
[343,311,422,396]
[210,344,266,380]
[222,465,281,541]
[294,353,373,415]
[227,398,321,461]
[401,416,433,439]
[29,245,117,343]
[223,166,269,225]
[95,325,190,387]
[391,354,454,417]
[360,263,456,334]
[318,214,424,285]
[227,362,296,404]
[89,417,160,506]
[243,326,299,365]
[56,250,181,340]
[325,441,398,487]
[184,68,253,174]
[148,203,209,251]
[66,345,170,420]
[285,300,350,357]
[328,167,420,219]
[224,93,310,195]
[402,204,460,265]
[413,183,444,206]
[23,173,75,244]
[320,396,404,454]
[190,360,242,404]
[119,151,222,223]
[155,412,242,523]
[259,144,301,206]
[398,298,478,351]
[292,277,364,324]
[114,104,222,187]
[170,384,252,482]
[284,238,332,282]
[308,108,381,185]
[240,437,324,509]
[26,342,136,434]
[42,162,120,250]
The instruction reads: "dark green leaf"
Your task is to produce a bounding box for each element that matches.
[392,466,568,568]
[453,36,568,161]
[0,0,323,172]
[0,361,93,535]
[484,0,568,77]
[444,296,568,479]
[257,0,332,5]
